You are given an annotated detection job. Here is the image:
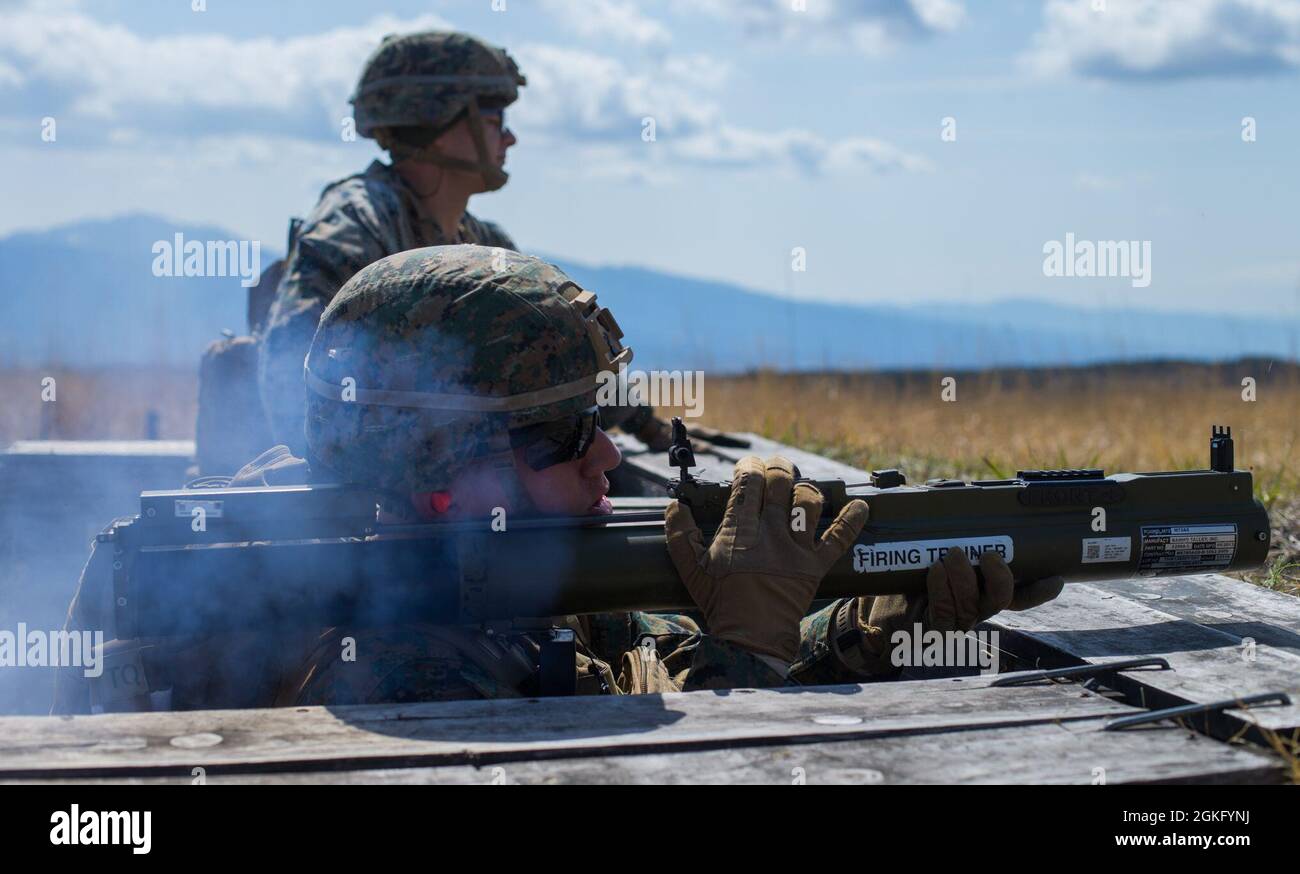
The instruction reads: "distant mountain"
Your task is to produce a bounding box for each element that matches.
[0,215,1295,371]
[0,214,274,368]
[545,261,1300,372]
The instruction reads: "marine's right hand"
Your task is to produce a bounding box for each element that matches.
[851,549,1065,673]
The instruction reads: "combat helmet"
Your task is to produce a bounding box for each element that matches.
[350,31,526,190]
[304,245,630,506]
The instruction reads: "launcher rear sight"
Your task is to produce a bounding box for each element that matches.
[666,416,850,529]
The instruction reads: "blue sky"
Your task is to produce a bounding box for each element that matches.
[1,0,1297,317]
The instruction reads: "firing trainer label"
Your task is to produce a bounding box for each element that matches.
[852,537,1013,573]
[1138,524,1236,574]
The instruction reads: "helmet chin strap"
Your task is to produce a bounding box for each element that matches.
[486,450,538,515]
[386,98,509,192]
[418,450,535,520]
[402,451,536,522]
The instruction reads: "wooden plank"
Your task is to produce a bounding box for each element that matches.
[1089,574,1300,655]
[4,440,195,457]
[15,719,1282,785]
[989,583,1300,731]
[0,677,1139,779]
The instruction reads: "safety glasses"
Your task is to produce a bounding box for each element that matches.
[509,406,601,471]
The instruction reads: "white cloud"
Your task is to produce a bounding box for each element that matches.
[1024,0,1300,80]
[512,43,720,140]
[539,0,672,49]
[0,132,365,242]
[671,124,932,175]
[0,58,22,87]
[562,144,683,186]
[0,4,451,118]
[825,136,934,174]
[677,0,966,54]
[0,2,927,178]
[1216,259,1300,283]
[514,43,928,175]
[1075,172,1123,190]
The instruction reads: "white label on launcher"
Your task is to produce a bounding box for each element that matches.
[852,537,1013,573]
[1082,536,1131,564]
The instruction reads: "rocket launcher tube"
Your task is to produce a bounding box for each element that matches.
[111,459,1270,639]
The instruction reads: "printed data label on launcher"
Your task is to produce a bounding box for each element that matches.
[1138,524,1236,574]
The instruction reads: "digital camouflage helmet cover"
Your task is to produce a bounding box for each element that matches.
[350,31,526,190]
[304,245,630,497]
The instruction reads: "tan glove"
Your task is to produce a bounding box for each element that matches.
[855,549,1065,671]
[665,455,869,663]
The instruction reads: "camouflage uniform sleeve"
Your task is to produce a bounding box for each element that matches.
[677,635,793,690]
[789,599,902,685]
[285,625,531,706]
[612,612,791,692]
[258,200,390,451]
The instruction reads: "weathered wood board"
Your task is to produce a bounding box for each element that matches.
[989,579,1300,732]
[1,676,1283,784]
[15,720,1281,785]
[1091,574,1300,655]
[4,677,1130,777]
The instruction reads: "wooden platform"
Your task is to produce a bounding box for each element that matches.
[2,433,1297,783]
[2,672,1282,784]
[4,571,1295,785]
[991,575,1300,736]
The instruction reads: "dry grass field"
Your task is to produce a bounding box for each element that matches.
[3,360,1297,593]
[664,360,1300,595]
[0,366,197,443]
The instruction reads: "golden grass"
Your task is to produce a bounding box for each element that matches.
[0,367,197,443]
[676,365,1298,494]
[660,362,1300,593]
[1258,727,1300,784]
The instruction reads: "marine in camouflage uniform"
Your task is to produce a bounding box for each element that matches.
[53,245,1062,713]
[270,244,877,702]
[258,246,1065,705]
[258,31,524,454]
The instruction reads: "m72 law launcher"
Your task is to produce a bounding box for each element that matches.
[101,424,1269,639]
